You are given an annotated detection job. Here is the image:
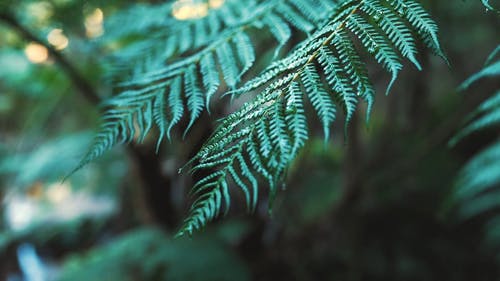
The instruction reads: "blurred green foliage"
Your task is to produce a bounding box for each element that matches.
[0,0,499,280]
[58,225,251,281]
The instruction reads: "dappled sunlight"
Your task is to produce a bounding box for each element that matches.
[85,8,104,38]
[47,28,69,50]
[46,182,71,203]
[24,42,48,63]
[3,181,116,232]
[172,0,225,20]
[209,0,225,9]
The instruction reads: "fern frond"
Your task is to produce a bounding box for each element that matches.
[104,0,258,76]
[200,52,221,109]
[276,3,315,33]
[345,12,403,94]
[459,60,500,91]
[184,65,205,136]
[452,44,500,219]
[286,82,309,156]
[216,41,240,89]
[480,0,500,14]
[451,55,500,145]
[178,0,446,236]
[391,0,447,62]
[167,77,185,139]
[263,13,292,58]
[455,137,500,219]
[289,0,340,23]
[153,90,169,152]
[450,91,500,146]
[75,0,341,171]
[301,62,336,140]
[486,45,500,65]
[233,33,256,81]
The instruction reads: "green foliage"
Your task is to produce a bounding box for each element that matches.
[103,0,257,78]
[0,133,91,188]
[481,0,500,14]
[76,0,339,171]
[72,0,446,235]
[177,0,445,236]
[2,0,500,279]
[0,132,126,195]
[57,226,250,281]
[451,44,500,219]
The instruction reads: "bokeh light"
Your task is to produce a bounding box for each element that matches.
[24,43,49,64]
[47,29,69,50]
[46,182,71,204]
[85,8,104,38]
[209,0,225,8]
[26,1,53,24]
[172,0,225,20]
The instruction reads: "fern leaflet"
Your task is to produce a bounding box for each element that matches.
[178,0,446,236]
[73,0,340,173]
[451,44,500,219]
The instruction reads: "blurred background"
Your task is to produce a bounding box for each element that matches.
[0,0,499,280]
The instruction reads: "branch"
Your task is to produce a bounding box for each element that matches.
[0,12,101,105]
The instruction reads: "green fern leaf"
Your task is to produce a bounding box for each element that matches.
[459,60,500,91]
[361,1,422,70]
[345,12,403,95]
[74,0,336,172]
[233,32,256,81]
[393,0,448,63]
[153,90,168,152]
[178,0,446,236]
[216,41,241,89]
[200,52,221,110]
[184,65,205,136]
[332,30,372,121]
[263,13,292,58]
[301,63,337,140]
[167,76,184,139]
[452,44,500,220]
[276,2,315,33]
[286,82,309,156]
[69,0,447,235]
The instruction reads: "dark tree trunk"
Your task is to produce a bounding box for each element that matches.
[128,144,179,230]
